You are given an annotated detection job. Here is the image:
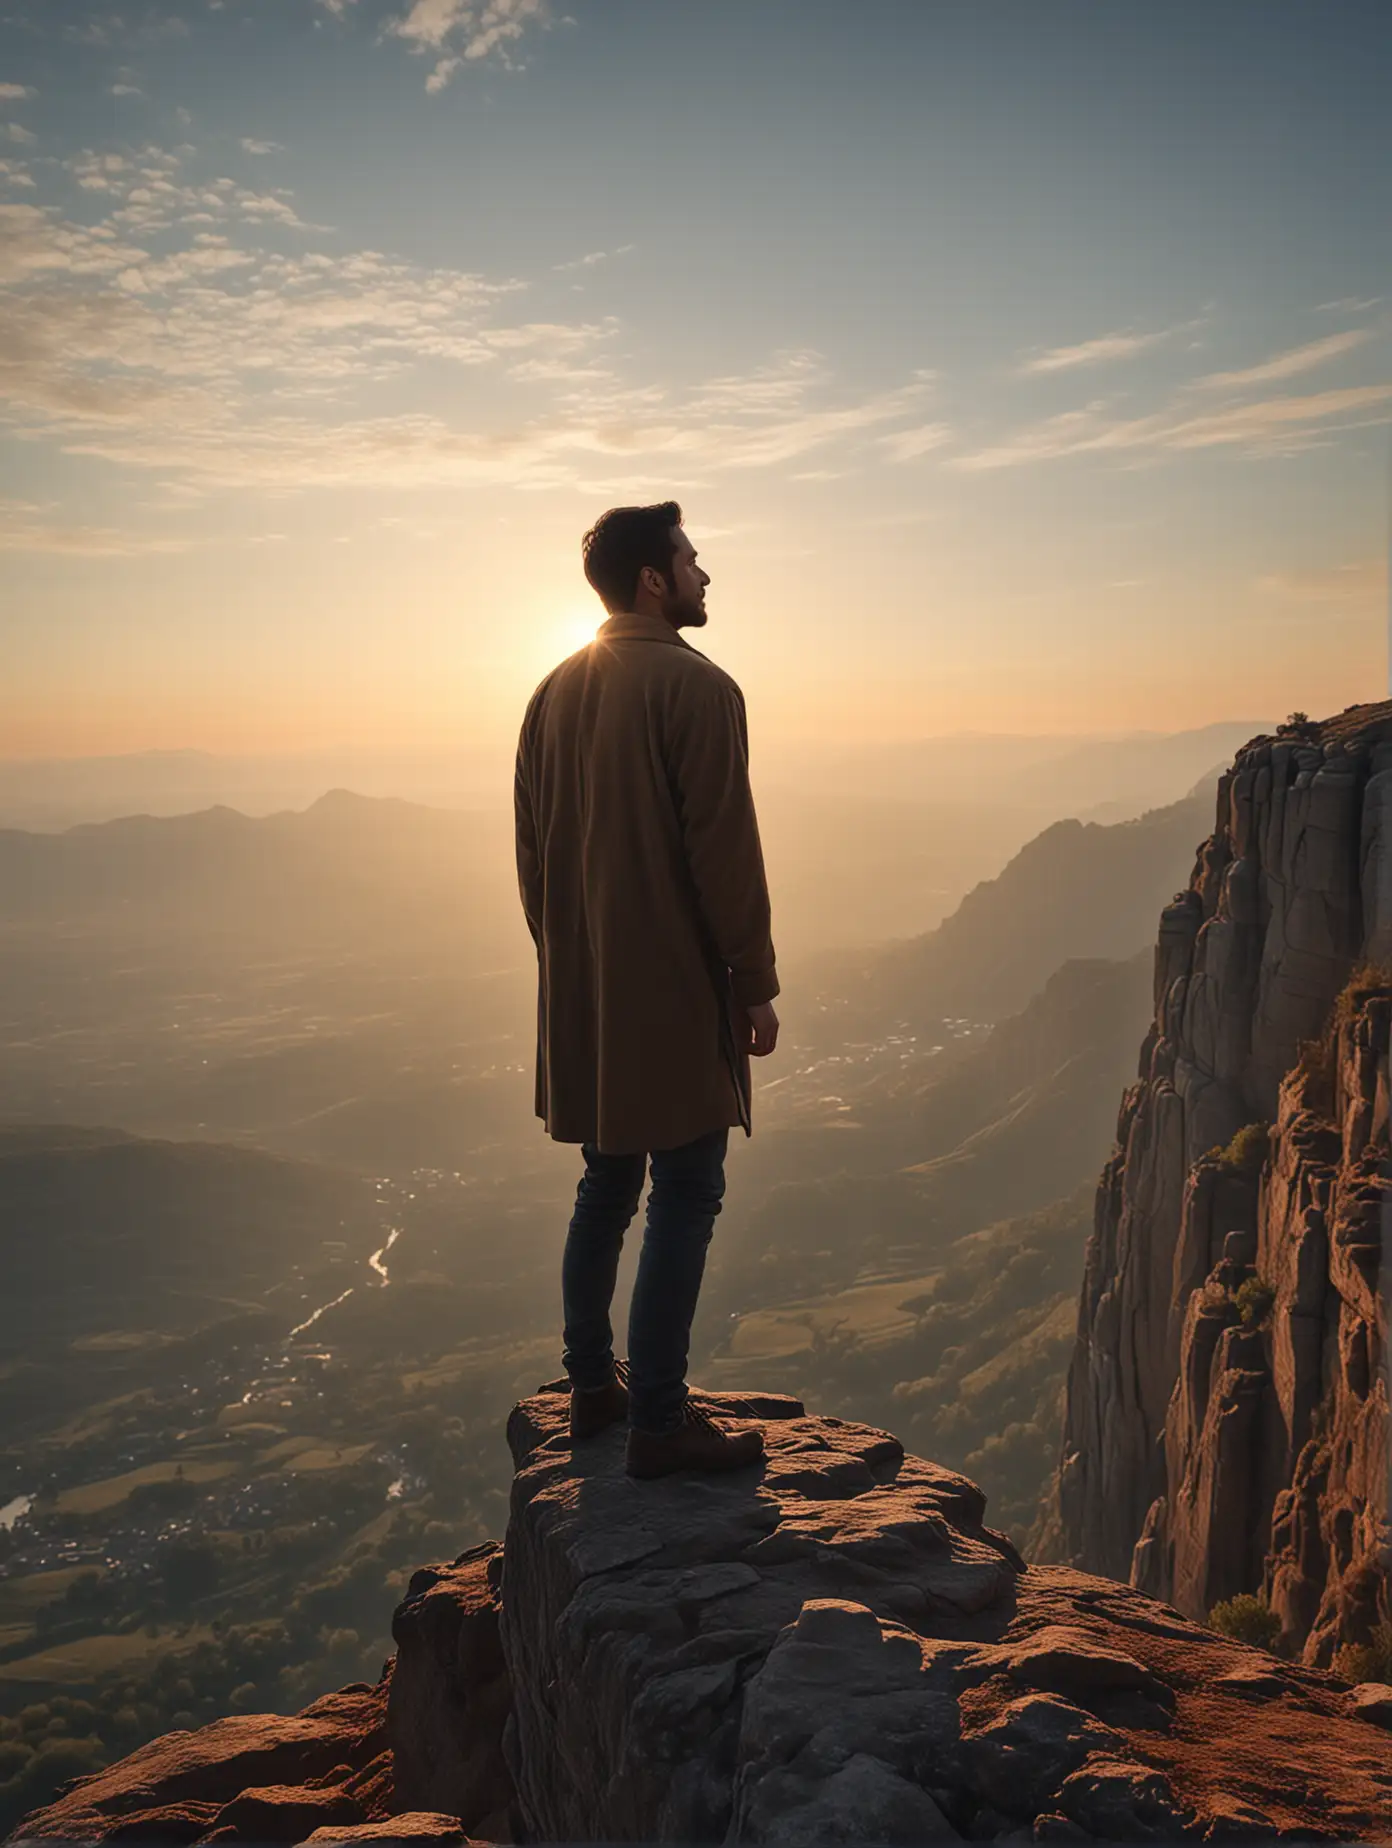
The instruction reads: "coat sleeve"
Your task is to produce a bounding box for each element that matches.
[514,707,543,952]
[667,672,779,1009]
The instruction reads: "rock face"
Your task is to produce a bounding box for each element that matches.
[14,1387,1392,1843]
[1053,702,1392,1662]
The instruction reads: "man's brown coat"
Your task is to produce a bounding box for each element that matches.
[514,610,779,1154]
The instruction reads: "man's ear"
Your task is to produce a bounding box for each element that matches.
[638,564,664,599]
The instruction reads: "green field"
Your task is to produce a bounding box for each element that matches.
[69,1331,181,1355]
[715,1270,941,1366]
[280,1443,373,1472]
[0,1625,213,1686]
[53,1461,235,1516]
[0,1568,105,1621]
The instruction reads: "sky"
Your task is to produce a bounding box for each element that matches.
[1,0,1389,764]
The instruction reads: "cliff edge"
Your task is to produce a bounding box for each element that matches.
[1050,700,1392,1664]
[14,1387,1392,1843]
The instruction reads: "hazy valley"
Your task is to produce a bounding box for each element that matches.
[0,723,1264,1828]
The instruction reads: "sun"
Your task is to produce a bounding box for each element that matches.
[556,609,601,656]
[518,608,603,684]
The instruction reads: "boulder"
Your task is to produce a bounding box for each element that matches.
[1352,1681,1392,1729]
[206,1781,363,1843]
[1055,1756,1190,1839]
[299,1817,472,1846]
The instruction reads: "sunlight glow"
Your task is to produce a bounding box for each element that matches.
[555,610,601,658]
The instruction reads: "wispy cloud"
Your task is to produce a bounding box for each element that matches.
[65,19,116,47]
[0,145,937,500]
[110,83,144,98]
[0,105,964,520]
[59,146,330,234]
[239,138,282,156]
[1256,558,1384,603]
[390,0,552,88]
[69,151,132,191]
[965,320,1389,470]
[1195,328,1373,391]
[0,84,36,101]
[5,123,35,146]
[1317,296,1381,314]
[879,421,951,463]
[1017,325,1182,375]
[554,245,634,273]
[954,383,1392,471]
[0,496,188,556]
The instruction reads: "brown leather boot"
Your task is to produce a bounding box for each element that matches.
[625,1397,765,1479]
[569,1360,629,1441]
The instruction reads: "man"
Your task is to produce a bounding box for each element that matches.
[514,502,780,1479]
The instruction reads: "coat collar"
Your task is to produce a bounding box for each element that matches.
[597,610,693,649]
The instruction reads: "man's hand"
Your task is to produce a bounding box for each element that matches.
[743,999,780,1058]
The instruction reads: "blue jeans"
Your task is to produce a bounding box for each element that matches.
[562,1129,728,1435]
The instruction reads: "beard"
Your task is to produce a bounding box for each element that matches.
[667,590,708,629]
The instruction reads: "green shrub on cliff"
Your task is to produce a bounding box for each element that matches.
[1332,1620,1392,1685]
[1214,1122,1270,1175]
[1234,1275,1275,1329]
[1333,963,1392,1030]
[1208,1593,1281,1650]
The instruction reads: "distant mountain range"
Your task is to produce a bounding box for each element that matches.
[768,720,1269,811]
[0,748,509,832]
[0,722,1271,833]
[0,789,521,959]
[0,722,1257,985]
[725,951,1153,1297]
[797,781,1212,1039]
[0,754,1217,1172]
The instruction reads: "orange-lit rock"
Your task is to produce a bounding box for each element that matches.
[1052,701,1392,1666]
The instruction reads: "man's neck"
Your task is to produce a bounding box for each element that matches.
[627,602,678,632]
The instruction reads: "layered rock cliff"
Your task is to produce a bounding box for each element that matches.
[16,1387,1392,1844]
[1053,701,1392,1663]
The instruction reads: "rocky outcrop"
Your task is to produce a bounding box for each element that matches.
[10,1680,397,1843]
[388,1546,513,1838]
[499,1386,1022,1844]
[1053,702,1392,1662]
[496,1385,1392,1842]
[15,1386,1392,1843]
[9,1576,513,1847]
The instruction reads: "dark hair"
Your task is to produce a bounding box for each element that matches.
[581,501,682,614]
